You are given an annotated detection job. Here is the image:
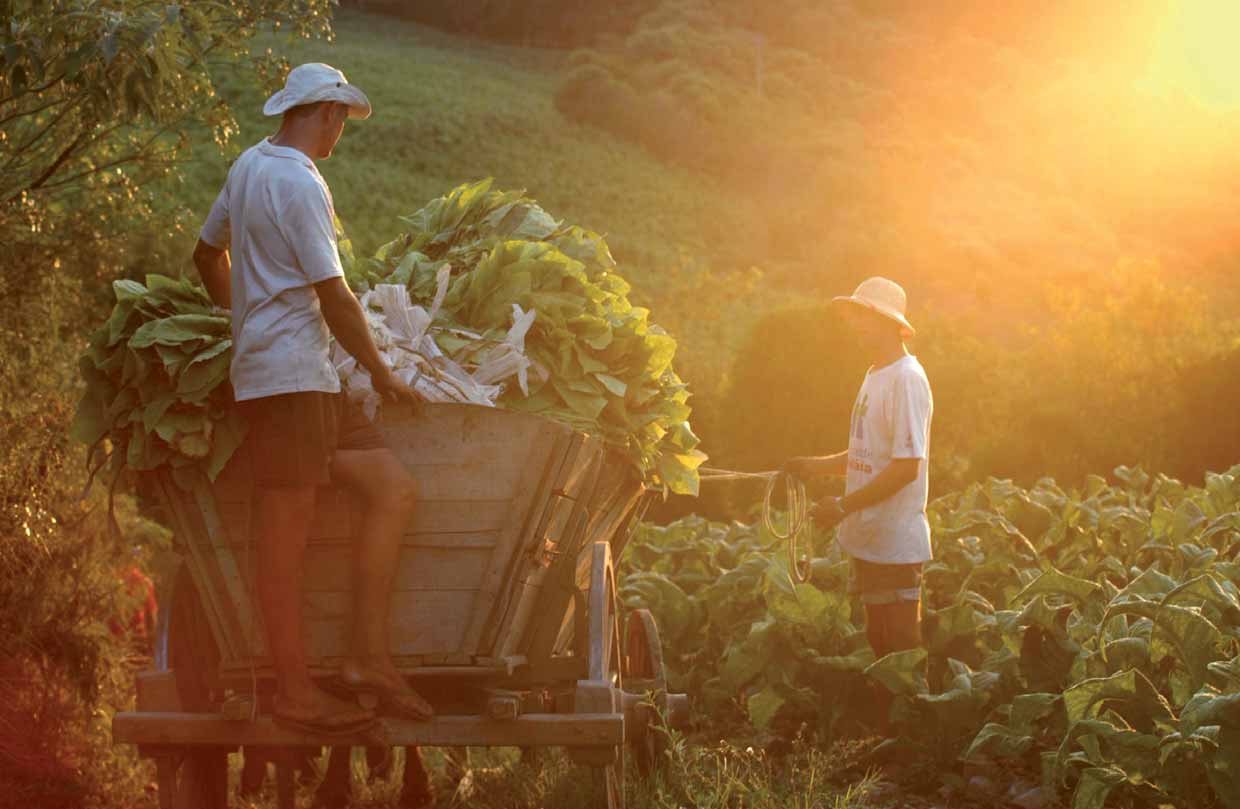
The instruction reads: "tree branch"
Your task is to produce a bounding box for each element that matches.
[32,125,179,193]
[20,129,87,196]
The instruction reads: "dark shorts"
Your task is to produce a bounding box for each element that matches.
[238,391,387,488]
[848,557,923,605]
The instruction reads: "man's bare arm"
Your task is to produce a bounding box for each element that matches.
[813,457,920,528]
[193,239,231,308]
[314,276,417,405]
[839,457,919,514]
[784,452,849,480]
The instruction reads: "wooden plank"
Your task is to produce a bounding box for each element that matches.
[301,589,480,659]
[218,499,513,544]
[155,474,248,665]
[114,711,623,748]
[460,423,565,655]
[193,485,268,659]
[495,581,545,659]
[409,463,525,498]
[215,663,512,682]
[301,545,495,592]
[497,446,608,659]
[379,403,560,460]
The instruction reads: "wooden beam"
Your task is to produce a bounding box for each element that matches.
[114,711,623,749]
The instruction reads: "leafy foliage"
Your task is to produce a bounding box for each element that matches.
[1,0,333,275]
[360,179,708,495]
[71,276,243,491]
[622,465,1240,808]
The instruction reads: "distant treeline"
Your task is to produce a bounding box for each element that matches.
[342,0,656,46]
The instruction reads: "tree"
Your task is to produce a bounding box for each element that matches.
[1,0,333,271]
[0,2,335,802]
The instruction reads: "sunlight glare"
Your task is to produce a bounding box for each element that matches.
[1152,0,1240,107]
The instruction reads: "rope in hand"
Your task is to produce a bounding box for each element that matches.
[698,467,813,583]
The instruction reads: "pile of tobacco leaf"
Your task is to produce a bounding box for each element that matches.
[74,180,706,495]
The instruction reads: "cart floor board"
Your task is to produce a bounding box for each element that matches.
[114,711,623,748]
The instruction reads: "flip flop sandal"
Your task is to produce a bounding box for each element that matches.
[325,676,435,721]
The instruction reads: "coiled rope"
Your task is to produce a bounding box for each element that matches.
[698,467,813,583]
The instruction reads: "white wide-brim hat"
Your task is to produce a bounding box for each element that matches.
[832,276,915,337]
[263,62,372,120]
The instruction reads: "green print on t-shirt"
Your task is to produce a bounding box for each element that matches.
[851,392,868,441]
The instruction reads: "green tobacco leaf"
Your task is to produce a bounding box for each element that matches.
[176,350,230,395]
[1063,668,1175,730]
[1071,766,1127,809]
[747,686,786,730]
[1102,600,1226,698]
[964,722,1034,761]
[813,648,875,673]
[206,415,246,481]
[864,649,928,697]
[129,314,227,348]
[175,431,211,458]
[1016,568,1104,607]
[657,449,706,497]
[593,373,627,397]
[1180,689,1240,735]
[1011,692,1063,732]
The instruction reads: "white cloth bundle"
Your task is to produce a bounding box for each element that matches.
[332,268,538,419]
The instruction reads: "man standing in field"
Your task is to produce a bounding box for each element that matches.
[193,63,433,734]
[784,277,933,733]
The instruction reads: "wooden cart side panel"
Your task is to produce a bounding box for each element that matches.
[548,469,645,659]
[519,454,644,662]
[482,433,609,658]
[377,408,568,660]
[197,404,565,665]
[153,473,249,666]
[466,428,585,656]
[191,485,268,659]
[458,422,567,655]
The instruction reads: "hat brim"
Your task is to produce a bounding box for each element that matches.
[263,83,372,120]
[832,295,915,337]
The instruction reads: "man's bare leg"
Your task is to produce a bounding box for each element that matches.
[256,485,372,723]
[864,600,922,736]
[330,448,432,716]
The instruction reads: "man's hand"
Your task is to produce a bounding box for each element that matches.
[372,367,421,413]
[812,496,847,530]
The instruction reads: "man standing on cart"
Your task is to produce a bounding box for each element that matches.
[783,277,933,734]
[193,63,433,734]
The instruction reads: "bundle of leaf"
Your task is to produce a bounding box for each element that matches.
[71,276,245,490]
[365,179,707,496]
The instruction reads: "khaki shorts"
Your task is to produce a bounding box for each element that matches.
[848,557,923,605]
[237,391,387,488]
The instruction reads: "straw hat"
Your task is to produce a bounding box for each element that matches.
[263,63,372,120]
[832,277,915,337]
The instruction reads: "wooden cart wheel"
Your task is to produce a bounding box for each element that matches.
[156,564,229,809]
[586,542,626,809]
[623,608,669,777]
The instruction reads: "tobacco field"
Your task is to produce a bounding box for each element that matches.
[620,466,1240,809]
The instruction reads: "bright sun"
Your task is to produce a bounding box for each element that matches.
[1151,0,1240,107]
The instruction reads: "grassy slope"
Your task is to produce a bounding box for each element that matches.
[166,10,786,422]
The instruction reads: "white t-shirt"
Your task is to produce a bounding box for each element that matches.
[199,139,344,402]
[837,355,933,564]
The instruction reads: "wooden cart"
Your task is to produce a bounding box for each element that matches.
[113,403,687,809]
